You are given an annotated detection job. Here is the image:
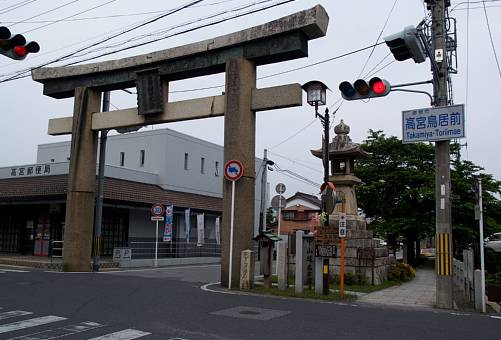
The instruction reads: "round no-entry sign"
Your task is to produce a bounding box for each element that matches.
[151,203,165,217]
[224,160,244,181]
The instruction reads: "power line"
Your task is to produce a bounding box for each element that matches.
[357,0,397,78]
[259,41,386,81]
[268,119,317,150]
[0,0,38,15]
[0,0,292,83]
[0,0,209,82]
[21,0,119,34]
[481,0,501,78]
[268,151,323,174]
[0,0,241,24]
[7,0,81,28]
[71,0,276,60]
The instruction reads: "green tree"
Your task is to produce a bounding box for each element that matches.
[355,130,501,263]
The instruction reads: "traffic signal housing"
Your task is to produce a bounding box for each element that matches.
[338,77,391,101]
[384,26,427,64]
[0,26,40,60]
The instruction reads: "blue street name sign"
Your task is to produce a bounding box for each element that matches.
[402,104,465,144]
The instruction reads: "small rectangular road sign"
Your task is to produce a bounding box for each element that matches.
[402,104,465,143]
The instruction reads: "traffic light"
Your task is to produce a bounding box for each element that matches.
[384,26,427,64]
[338,77,391,101]
[0,26,39,60]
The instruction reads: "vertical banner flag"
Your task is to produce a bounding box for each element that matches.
[184,208,190,243]
[163,205,173,242]
[197,213,205,247]
[215,217,221,245]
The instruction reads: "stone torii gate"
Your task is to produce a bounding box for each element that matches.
[31,5,328,288]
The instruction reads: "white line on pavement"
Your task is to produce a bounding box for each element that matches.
[86,329,152,339]
[0,269,29,273]
[8,321,103,340]
[0,311,33,321]
[490,315,501,320]
[0,316,67,334]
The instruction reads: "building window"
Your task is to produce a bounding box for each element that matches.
[283,211,294,220]
[120,152,125,167]
[139,150,145,167]
[215,161,219,177]
[200,157,205,174]
[184,153,189,170]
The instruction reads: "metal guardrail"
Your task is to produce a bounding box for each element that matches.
[129,240,221,259]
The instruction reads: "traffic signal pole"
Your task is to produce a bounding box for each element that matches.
[430,0,454,309]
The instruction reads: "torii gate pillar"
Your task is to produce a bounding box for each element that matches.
[221,58,256,287]
[64,87,101,272]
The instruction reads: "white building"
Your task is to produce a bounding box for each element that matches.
[0,127,264,265]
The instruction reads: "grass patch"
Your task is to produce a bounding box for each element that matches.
[248,285,356,301]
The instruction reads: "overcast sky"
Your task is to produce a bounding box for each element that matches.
[0,0,499,199]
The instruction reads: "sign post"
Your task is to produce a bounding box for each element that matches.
[338,208,347,298]
[224,160,244,289]
[275,183,286,275]
[151,203,165,267]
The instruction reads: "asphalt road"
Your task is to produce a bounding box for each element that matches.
[0,264,500,340]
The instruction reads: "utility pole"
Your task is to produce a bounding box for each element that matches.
[92,91,110,272]
[259,149,269,234]
[430,0,453,309]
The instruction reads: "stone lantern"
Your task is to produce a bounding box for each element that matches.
[311,120,393,285]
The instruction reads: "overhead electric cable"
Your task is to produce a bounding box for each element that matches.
[0,0,38,15]
[481,0,501,78]
[357,0,397,78]
[21,0,119,34]
[0,0,291,82]
[0,0,209,81]
[268,119,317,150]
[8,0,80,28]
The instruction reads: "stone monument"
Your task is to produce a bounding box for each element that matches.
[311,120,393,285]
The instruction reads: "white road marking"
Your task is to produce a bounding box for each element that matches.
[0,316,67,334]
[490,315,501,319]
[86,329,151,339]
[8,321,103,340]
[0,269,29,273]
[0,311,33,320]
[104,264,220,274]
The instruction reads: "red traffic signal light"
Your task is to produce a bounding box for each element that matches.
[0,26,39,60]
[339,77,391,101]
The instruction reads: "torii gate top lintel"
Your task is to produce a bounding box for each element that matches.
[31,5,328,99]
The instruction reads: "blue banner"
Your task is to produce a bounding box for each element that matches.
[184,208,190,243]
[163,205,173,242]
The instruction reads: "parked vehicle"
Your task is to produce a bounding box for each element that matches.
[485,233,501,253]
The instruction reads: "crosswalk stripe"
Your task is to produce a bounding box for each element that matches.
[7,321,103,340]
[87,329,152,339]
[0,271,6,274]
[0,316,67,334]
[0,311,33,321]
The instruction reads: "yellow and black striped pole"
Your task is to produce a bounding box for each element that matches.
[435,233,452,276]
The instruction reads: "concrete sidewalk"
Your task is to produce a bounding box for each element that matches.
[358,259,436,308]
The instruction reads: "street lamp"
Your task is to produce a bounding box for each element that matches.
[302,80,330,219]
[303,80,331,296]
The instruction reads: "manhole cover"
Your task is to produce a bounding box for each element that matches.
[239,310,261,315]
[210,306,290,320]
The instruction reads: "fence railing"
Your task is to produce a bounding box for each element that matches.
[128,240,221,259]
